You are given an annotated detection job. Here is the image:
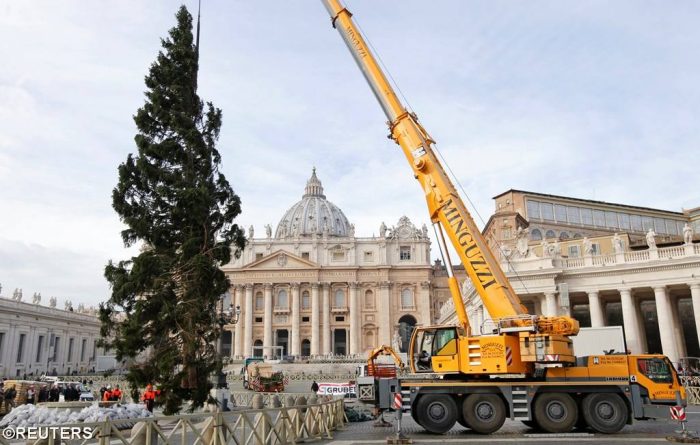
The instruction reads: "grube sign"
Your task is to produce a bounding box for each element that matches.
[316,382,356,395]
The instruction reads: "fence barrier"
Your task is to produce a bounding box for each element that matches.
[0,397,346,445]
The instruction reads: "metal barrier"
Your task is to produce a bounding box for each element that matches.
[230,392,316,408]
[0,398,346,445]
[680,377,700,405]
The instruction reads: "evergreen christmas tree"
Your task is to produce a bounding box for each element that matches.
[100,5,245,414]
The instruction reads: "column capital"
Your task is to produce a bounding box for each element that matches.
[618,287,632,294]
[244,283,253,290]
[311,282,320,289]
[587,290,600,297]
[349,282,360,289]
[653,285,667,293]
[380,281,392,289]
[263,282,273,290]
[291,282,300,290]
[690,283,700,291]
[420,280,431,289]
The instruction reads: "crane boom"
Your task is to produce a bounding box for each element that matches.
[321,0,576,335]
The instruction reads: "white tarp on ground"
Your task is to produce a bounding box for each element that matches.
[0,403,152,429]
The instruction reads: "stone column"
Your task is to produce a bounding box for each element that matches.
[243,284,253,358]
[378,282,392,345]
[322,283,331,355]
[233,285,243,358]
[669,294,687,359]
[311,283,320,356]
[263,283,273,358]
[691,284,700,350]
[419,281,432,326]
[349,282,360,355]
[544,292,557,316]
[619,288,643,354]
[588,291,605,327]
[654,286,679,364]
[291,283,301,356]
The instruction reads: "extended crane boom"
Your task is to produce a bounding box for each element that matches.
[321,0,576,338]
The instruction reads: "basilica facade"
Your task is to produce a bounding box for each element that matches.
[221,169,435,358]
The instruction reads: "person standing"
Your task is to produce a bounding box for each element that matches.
[111,385,123,402]
[49,384,60,402]
[4,385,17,411]
[142,384,156,412]
[311,380,319,393]
[38,385,49,403]
[102,385,113,402]
[27,386,36,404]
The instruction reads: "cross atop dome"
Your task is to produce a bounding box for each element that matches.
[303,166,326,199]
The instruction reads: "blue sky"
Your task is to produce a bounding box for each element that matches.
[1,1,698,307]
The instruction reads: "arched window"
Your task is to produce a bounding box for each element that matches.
[401,288,414,309]
[545,230,556,239]
[364,290,374,308]
[253,339,263,357]
[398,315,417,353]
[573,233,583,239]
[255,292,263,310]
[364,330,375,350]
[334,289,345,308]
[530,229,543,241]
[301,291,310,309]
[277,289,288,309]
[301,339,311,357]
[560,232,570,240]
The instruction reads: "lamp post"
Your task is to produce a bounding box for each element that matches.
[211,294,241,411]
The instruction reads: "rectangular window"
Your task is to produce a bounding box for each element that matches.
[335,316,345,322]
[642,216,654,231]
[666,220,679,235]
[605,211,618,229]
[540,203,554,221]
[526,200,540,220]
[364,251,374,262]
[654,218,666,234]
[17,333,26,363]
[581,208,593,226]
[568,245,580,258]
[631,214,643,231]
[68,338,74,362]
[81,338,87,362]
[502,228,512,239]
[255,317,263,323]
[301,292,310,309]
[255,295,264,310]
[555,204,567,222]
[591,243,601,256]
[593,210,605,227]
[400,246,411,260]
[618,213,630,230]
[36,335,44,363]
[567,206,581,224]
[301,252,309,260]
[255,253,263,260]
[332,250,345,261]
[302,316,310,323]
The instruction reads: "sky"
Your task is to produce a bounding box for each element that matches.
[1,1,699,308]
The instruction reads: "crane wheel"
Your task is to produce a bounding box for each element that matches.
[461,394,506,434]
[533,393,578,433]
[415,394,458,434]
[582,393,628,434]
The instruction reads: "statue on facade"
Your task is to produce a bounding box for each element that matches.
[551,240,561,257]
[646,228,657,249]
[684,223,694,245]
[77,303,85,313]
[32,292,41,305]
[248,225,254,240]
[13,288,23,301]
[64,299,72,311]
[612,233,624,253]
[392,330,403,352]
[349,223,355,238]
[265,224,272,239]
[515,227,530,258]
[49,296,57,308]
[421,223,429,239]
[540,240,550,257]
[379,222,387,238]
[582,237,593,256]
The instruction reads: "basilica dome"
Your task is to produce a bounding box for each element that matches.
[275,168,352,239]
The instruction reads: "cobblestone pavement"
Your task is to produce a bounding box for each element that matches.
[320,409,700,445]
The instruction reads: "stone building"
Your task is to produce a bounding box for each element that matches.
[222,169,434,359]
[439,189,700,366]
[0,289,103,378]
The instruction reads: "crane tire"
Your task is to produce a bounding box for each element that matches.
[533,393,578,433]
[582,393,628,434]
[415,394,458,434]
[461,393,506,434]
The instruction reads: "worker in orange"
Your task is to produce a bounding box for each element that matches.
[142,384,156,412]
[111,385,123,402]
[102,385,112,402]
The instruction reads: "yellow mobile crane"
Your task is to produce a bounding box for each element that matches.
[321,0,685,435]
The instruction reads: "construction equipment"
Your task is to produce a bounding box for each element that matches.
[320,0,686,434]
[242,358,285,392]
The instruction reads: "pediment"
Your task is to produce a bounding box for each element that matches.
[243,250,318,270]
